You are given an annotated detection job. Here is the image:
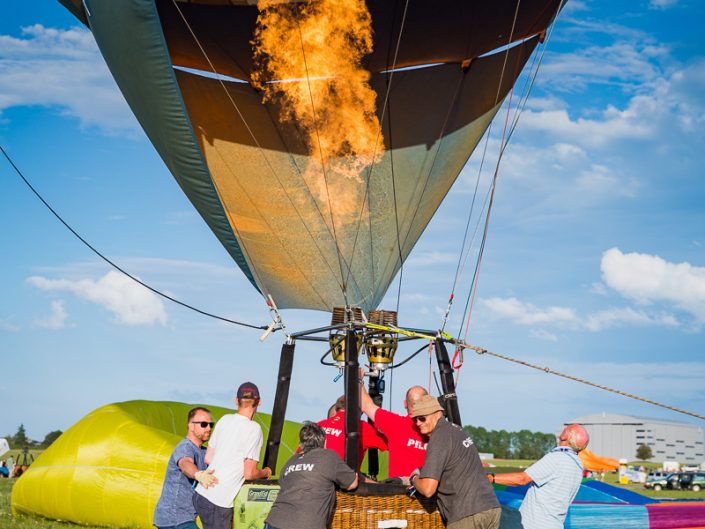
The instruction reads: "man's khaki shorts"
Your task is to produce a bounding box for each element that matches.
[446,507,502,529]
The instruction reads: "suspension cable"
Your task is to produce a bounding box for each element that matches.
[1,145,267,331]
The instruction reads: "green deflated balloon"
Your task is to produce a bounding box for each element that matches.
[11,400,301,528]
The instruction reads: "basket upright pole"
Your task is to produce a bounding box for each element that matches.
[344,329,360,470]
[366,374,383,479]
[434,338,462,426]
[263,341,295,473]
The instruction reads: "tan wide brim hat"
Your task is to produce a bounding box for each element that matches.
[409,395,444,418]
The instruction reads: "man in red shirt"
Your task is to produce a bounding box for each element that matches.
[360,383,428,478]
[317,396,387,470]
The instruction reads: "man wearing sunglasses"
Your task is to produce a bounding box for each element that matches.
[194,382,272,529]
[406,395,500,529]
[154,407,217,529]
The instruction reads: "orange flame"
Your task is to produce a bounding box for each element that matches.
[252,0,384,220]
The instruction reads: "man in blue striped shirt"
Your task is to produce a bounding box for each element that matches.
[492,424,589,529]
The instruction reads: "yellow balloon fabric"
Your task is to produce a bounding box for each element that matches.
[11,400,300,528]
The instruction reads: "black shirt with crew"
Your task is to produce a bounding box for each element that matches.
[419,419,499,524]
[265,447,357,529]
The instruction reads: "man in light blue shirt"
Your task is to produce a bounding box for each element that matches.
[492,424,589,529]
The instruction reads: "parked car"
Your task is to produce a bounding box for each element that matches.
[679,472,705,492]
[644,473,681,491]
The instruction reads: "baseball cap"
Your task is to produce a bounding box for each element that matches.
[237,382,260,400]
[409,395,444,418]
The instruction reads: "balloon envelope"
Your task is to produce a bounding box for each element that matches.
[58,0,562,312]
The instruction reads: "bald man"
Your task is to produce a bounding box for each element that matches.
[492,424,589,529]
[360,383,428,478]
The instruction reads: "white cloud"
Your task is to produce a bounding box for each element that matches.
[27,270,168,326]
[0,25,138,132]
[519,102,655,148]
[601,248,705,323]
[0,319,20,332]
[481,297,578,325]
[481,297,679,333]
[583,307,678,331]
[35,300,69,330]
[541,42,666,92]
[649,0,678,9]
[576,163,638,197]
[529,329,558,342]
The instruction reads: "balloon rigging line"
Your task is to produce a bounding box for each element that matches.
[443,2,533,332]
[500,0,567,156]
[454,3,564,342]
[461,342,705,422]
[441,123,494,333]
[444,38,542,332]
[373,0,411,411]
[343,0,410,305]
[295,17,350,305]
[452,0,523,345]
[491,0,523,108]
[400,0,524,296]
[458,72,518,346]
[173,2,371,308]
[389,118,404,315]
[0,145,267,331]
[172,0,357,301]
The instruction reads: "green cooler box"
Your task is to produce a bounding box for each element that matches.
[233,483,280,529]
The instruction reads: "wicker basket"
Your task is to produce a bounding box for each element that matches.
[331,487,443,529]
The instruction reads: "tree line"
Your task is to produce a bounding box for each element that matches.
[463,425,556,459]
[5,424,63,450]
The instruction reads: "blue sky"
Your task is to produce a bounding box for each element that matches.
[1,1,704,444]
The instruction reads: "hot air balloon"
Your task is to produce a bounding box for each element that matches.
[11,1,601,527]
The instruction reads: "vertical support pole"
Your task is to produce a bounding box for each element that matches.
[435,338,462,426]
[344,329,360,470]
[263,341,296,473]
[366,374,383,479]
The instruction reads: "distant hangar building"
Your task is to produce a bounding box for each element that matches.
[566,412,704,464]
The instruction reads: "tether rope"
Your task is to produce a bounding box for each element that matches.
[461,342,705,422]
[365,322,705,422]
[172,0,356,301]
[1,145,267,331]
